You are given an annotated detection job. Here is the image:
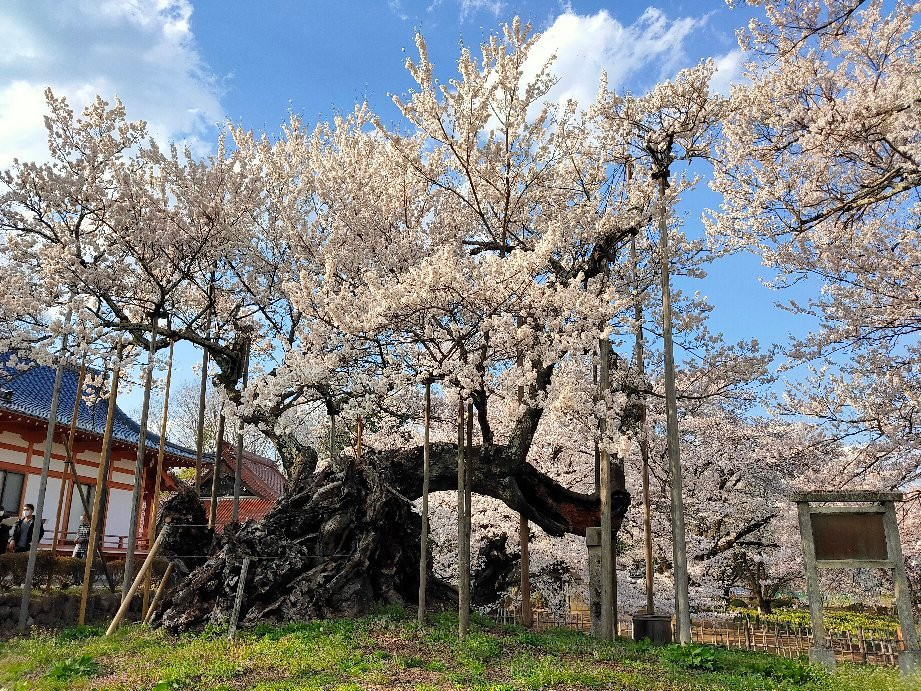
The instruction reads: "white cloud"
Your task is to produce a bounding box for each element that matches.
[0,0,223,167]
[525,8,710,110]
[460,0,504,19]
[709,49,746,96]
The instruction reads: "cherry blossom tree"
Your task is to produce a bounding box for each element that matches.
[710,0,921,488]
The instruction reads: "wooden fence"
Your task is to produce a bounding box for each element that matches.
[486,610,906,666]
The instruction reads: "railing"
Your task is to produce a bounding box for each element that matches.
[43,531,151,554]
[485,610,907,666]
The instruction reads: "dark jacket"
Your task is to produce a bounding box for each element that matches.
[12,518,43,552]
[0,514,9,553]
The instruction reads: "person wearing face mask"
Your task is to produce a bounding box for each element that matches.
[10,504,44,553]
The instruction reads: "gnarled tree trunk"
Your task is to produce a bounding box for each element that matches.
[155,436,630,632]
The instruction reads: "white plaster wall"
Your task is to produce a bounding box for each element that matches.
[104,488,133,544]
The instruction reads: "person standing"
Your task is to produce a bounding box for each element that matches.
[0,506,10,554]
[72,513,90,559]
[10,504,43,553]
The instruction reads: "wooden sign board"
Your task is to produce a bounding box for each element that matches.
[811,511,888,562]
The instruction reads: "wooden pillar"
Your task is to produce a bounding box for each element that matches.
[883,501,920,674]
[796,501,834,670]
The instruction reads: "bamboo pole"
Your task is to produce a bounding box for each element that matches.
[18,308,72,631]
[457,396,469,639]
[232,336,251,525]
[50,355,86,555]
[209,409,225,529]
[141,340,174,614]
[657,172,691,644]
[598,338,614,642]
[79,341,124,625]
[123,318,159,597]
[106,521,169,635]
[142,561,174,625]
[417,380,431,626]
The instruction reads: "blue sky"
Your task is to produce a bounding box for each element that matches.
[0,0,811,407]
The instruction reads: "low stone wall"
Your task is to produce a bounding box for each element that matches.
[0,591,142,629]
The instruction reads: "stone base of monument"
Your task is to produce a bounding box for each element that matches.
[631,613,672,644]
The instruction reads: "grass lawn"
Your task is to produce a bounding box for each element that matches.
[0,607,917,690]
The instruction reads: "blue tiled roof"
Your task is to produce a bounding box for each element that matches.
[0,356,200,462]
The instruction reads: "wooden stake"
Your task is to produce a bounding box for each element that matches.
[18,308,72,631]
[123,318,158,597]
[227,556,251,638]
[51,354,86,555]
[79,340,124,625]
[106,521,169,635]
[232,336,251,525]
[417,381,431,626]
[142,561,174,625]
[142,340,174,614]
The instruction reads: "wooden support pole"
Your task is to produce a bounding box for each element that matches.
[142,340,174,614]
[630,233,656,616]
[194,345,209,493]
[657,174,691,644]
[232,337,251,525]
[417,381,431,626]
[106,522,169,635]
[194,279,214,493]
[51,355,87,554]
[457,396,469,639]
[142,561,174,625]
[18,308,72,631]
[228,556,251,638]
[79,342,124,625]
[209,409,225,529]
[516,320,533,629]
[598,337,614,642]
[60,436,116,591]
[124,319,158,597]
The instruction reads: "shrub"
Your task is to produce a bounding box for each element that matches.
[663,643,720,671]
[0,551,57,588]
[47,654,100,680]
